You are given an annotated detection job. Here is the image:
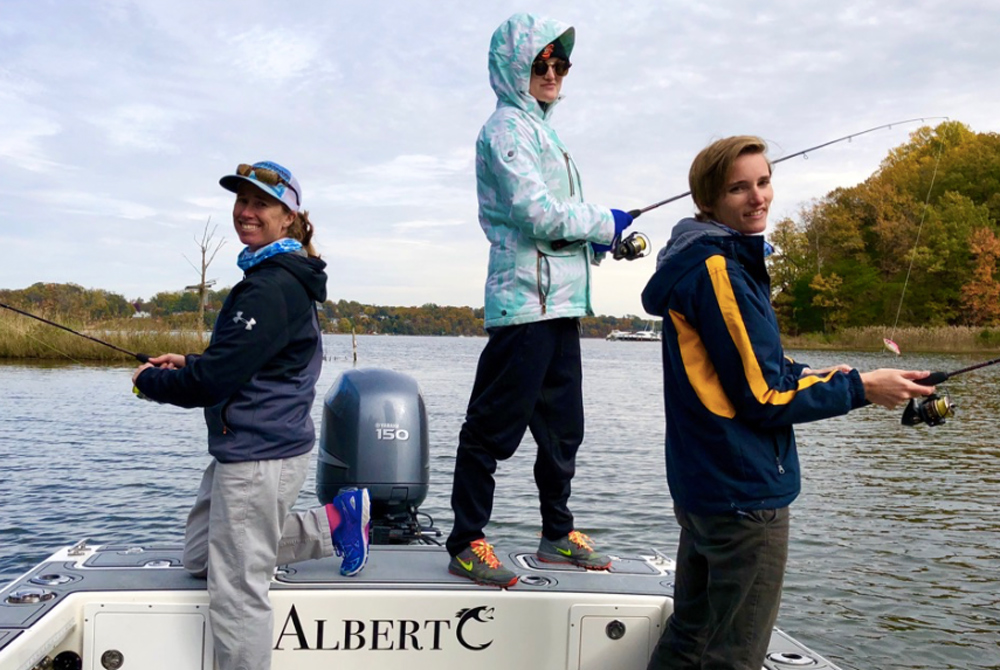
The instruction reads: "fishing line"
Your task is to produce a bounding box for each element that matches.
[0,301,150,363]
[627,117,951,219]
[19,330,88,366]
[884,130,948,352]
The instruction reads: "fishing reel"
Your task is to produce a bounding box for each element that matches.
[612,231,651,261]
[901,393,955,427]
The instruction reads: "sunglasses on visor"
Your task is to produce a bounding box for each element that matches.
[236,163,300,203]
[532,58,572,77]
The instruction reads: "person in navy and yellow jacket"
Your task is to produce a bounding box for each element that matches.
[641,136,936,670]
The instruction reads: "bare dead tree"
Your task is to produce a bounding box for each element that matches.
[183,217,226,330]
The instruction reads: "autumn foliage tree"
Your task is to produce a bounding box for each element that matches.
[961,227,1000,326]
[809,272,846,333]
[768,121,1000,332]
[0,283,134,321]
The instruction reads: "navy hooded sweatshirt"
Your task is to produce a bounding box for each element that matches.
[136,251,327,464]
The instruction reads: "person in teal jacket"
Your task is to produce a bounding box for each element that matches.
[641,136,935,669]
[445,12,634,587]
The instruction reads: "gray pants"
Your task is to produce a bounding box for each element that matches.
[647,506,790,670]
[183,452,334,670]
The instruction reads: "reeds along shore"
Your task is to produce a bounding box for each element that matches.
[2,310,1000,360]
[0,311,209,362]
[783,325,1000,353]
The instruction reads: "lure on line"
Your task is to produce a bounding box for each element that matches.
[883,338,901,355]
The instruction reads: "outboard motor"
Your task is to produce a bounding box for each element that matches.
[316,368,438,545]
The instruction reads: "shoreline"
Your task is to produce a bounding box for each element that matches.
[3,310,999,359]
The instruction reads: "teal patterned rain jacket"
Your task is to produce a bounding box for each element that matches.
[477,13,616,329]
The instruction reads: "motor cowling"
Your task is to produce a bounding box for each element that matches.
[316,368,430,543]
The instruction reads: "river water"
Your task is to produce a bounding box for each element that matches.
[1,335,998,669]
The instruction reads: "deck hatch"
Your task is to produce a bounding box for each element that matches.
[83,603,212,670]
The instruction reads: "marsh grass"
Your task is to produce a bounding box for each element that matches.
[783,325,1000,353]
[0,310,208,362]
[4,308,1000,359]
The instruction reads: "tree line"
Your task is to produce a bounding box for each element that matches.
[768,120,1000,334]
[6,120,996,339]
[0,285,656,338]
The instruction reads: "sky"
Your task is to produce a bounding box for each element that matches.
[2,0,998,318]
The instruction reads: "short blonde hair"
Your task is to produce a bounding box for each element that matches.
[689,136,771,222]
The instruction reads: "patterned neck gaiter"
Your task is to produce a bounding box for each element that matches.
[236,238,303,271]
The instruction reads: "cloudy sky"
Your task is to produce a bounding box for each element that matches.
[2,0,997,318]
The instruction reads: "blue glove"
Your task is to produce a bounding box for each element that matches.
[592,209,634,254]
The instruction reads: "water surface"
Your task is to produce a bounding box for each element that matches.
[1,336,997,669]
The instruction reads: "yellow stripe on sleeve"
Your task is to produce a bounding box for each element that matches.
[669,308,736,418]
[705,255,831,407]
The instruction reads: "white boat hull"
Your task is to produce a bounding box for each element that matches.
[1,542,841,670]
[606,331,661,342]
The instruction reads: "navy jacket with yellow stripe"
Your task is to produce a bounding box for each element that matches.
[641,219,867,515]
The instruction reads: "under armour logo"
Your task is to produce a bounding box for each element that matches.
[233,311,256,330]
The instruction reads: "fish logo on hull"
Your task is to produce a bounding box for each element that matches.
[455,606,494,650]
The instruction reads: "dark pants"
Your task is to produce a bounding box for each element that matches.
[446,318,584,556]
[647,506,790,670]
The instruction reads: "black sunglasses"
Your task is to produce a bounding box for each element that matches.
[532,58,571,77]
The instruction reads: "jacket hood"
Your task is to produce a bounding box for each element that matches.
[488,13,575,118]
[654,218,737,269]
[252,251,328,303]
[642,218,741,316]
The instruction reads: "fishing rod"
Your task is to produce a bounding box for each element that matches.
[627,116,951,219]
[0,301,150,363]
[916,356,1000,386]
[901,356,1000,427]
